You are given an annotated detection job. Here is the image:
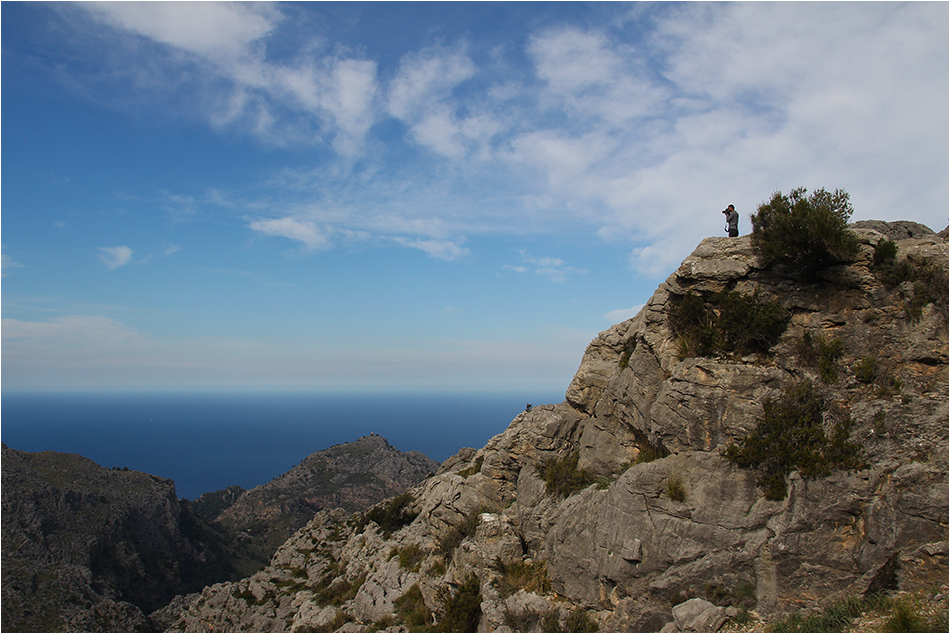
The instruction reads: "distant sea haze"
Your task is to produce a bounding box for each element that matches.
[1,391,559,500]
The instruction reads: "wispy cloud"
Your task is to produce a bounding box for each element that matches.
[2,250,25,277]
[505,250,587,283]
[248,217,330,251]
[96,246,133,269]
[77,1,379,153]
[394,237,469,261]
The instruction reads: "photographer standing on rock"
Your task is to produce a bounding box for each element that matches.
[723,204,739,237]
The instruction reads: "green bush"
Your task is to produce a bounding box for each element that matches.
[457,456,483,478]
[873,237,899,267]
[669,289,789,358]
[358,491,417,537]
[313,572,365,607]
[538,451,602,498]
[750,187,860,278]
[394,543,426,572]
[853,356,878,383]
[618,336,637,369]
[563,607,599,633]
[870,237,949,322]
[817,336,844,384]
[631,443,666,466]
[794,332,844,384]
[439,575,483,632]
[766,592,945,633]
[394,583,432,630]
[724,381,865,500]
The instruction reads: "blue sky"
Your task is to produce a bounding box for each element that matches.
[2,1,948,393]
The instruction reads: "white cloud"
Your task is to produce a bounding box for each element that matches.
[387,44,502,158]
[97,246,133,269]
[83,1,277,59]
[394,238,469,261]
[388,45,475,120]
[248,217,330,251]
[78,1,379,154]
[528,27,667,124]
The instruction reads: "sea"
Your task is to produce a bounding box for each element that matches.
[1,390,562,500]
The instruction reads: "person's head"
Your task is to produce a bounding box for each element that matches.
[722,204,735,214]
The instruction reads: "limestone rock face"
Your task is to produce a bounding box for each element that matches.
[168,222,948,632]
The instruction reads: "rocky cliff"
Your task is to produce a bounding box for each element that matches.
[166,221,948,632]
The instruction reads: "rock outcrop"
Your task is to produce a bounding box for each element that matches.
[166,222,948,632]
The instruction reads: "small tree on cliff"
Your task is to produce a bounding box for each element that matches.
[750,187,860,279]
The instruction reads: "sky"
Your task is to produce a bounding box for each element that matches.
[2,1,948,394]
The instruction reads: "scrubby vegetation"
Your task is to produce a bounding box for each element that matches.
[766,590,948,633]
[492,558,552,598]
[669,289,789,359]
[357,491,417,537]
[457,456,483,478]
[394,583,431,630]
[665,474,687,502]
[393,577,486,633]
[795,331,845,384]
[724,381,865,500]
[391,543,425,572]
[870,237,949,322]
[538,451,603,498]
[438,574,483,632]
[750,186,861,278]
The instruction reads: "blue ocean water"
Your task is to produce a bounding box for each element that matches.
[1,391,561,500]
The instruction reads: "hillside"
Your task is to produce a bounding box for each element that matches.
[0,444,239,632]
[166,221,948,632]
[198,434,439,567]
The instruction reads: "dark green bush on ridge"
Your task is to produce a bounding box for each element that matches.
[750,187,860,278]
[724,381,865,500]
